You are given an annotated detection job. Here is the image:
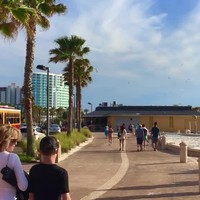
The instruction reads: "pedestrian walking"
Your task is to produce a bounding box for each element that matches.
[151,122,160,151]
[29,136,71,200]
[0,125,28,200]
[108,126,114,144]
[119,127,127,151]
[142,124,149,150]
[135,124,144,151]
[104,125,109,139]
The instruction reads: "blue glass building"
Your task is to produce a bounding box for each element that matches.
[32,72,69,109]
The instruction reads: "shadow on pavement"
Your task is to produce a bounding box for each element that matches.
[97,191,200,200]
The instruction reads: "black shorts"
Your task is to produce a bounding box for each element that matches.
[152,138,158,143]
[137,138,143,145]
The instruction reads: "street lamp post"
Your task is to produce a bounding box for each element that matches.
[36,65,50,136]
[88,102,92,112]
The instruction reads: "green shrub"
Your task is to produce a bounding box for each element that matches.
[18,153,36,163]
[18,128,93,162]
[71,130,86,146]
[81,127,92,138]
[19,138,41,153]
[19,140,27,153]
[54,133,74,153]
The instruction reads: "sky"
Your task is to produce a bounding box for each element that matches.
[1,0,200,111]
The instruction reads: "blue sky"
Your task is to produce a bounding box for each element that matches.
[1,0,200,110]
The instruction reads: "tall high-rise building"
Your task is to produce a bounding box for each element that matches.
[32,72,69,109]
[0,83,21,106]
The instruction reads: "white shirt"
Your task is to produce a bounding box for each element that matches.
[0,152,28,200]
[120,129,127,139]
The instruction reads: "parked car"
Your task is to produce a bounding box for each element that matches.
[61,125,67,131]
[49,124,61,133]
[20,126,46,140]
[21,123,27,129]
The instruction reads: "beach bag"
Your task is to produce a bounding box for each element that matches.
[1,154,29,200]
[117,130,122,139]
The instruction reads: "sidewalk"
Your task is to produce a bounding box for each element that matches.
[23,132,200,200]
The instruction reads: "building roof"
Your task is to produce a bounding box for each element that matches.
[84,105,200,118]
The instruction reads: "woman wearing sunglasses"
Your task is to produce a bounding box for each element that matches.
[0,125,28,200]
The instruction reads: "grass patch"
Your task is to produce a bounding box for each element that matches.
[18,127,93,162]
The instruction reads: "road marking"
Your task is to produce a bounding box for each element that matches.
[80,152,129,200]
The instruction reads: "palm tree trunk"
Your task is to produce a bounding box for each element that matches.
[67,58,74,135]
[76,80,81,131]
[23,22,36,156]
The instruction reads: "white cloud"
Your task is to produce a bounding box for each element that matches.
[1,0,200,108]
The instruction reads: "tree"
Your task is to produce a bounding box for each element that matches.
[22,0,66,156]
[50,107,56,122]
[0,0,66,156]
[73,58,94,131]
[0,0,34,38]
[49,35,90,134]
[63,58,94,131]
[56,107,66,124]
[0,0,37,156]
[32,105,44,124]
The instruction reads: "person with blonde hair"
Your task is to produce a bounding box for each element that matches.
[0,125,28,200]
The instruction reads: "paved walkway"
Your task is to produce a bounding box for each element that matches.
[22,132,200,200]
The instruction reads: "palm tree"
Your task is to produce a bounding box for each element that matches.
[22,0,66,156]
[49,35,90,134]
[0,0,34,38]
[63,58,94,131]
[0,0,66,156]
[32,104,44,124]
[73,58,94,131]
[50,107,56,122]
[0,0,38,156]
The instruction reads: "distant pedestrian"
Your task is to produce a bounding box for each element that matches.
[104,125,109,138]
[108,126,114,144]
[119,127,127,151]
[29,136,71,200]
[128,124,133,133]
[120,123,126,131]
[151,122,160,151]
[135,124,144,151]
[142,124,149,150]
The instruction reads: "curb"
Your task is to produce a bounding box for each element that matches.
[59,136,94,162]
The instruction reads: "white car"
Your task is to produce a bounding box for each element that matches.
[20,126,46,140]
[49,124,61,133]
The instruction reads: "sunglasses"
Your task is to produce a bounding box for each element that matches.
[10,139,18,143]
